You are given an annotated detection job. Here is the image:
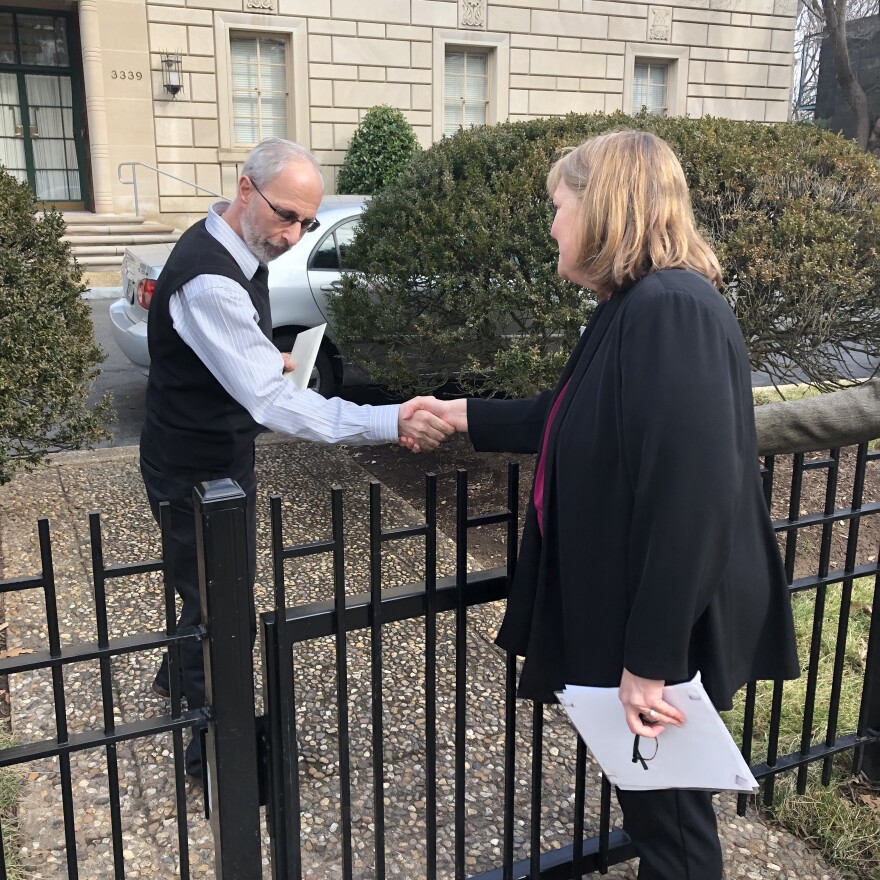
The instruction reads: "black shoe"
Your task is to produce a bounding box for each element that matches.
[185,771,204,789]
[152,680,187,702]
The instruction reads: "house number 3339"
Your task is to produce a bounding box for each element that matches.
[111,70,143,80]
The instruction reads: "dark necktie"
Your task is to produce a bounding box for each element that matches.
[253,263,269,296]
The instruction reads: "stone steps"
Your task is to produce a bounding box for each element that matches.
[60,211,181,274]
[65,223,178,236]
[66,235,182,250]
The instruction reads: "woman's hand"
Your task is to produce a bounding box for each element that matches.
[399,397,468,433]
[397,402,455,452]
[618,667,686,737]
[398,397,467,452]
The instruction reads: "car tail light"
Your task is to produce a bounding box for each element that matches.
[137,279,155,309]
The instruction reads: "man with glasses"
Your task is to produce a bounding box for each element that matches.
[140,138,453,787]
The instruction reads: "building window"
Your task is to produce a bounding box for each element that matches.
[623,44,688,118]
[444,49,490,137]
[15,14,70,66]
[230,34,288,146]
[432,30,510,142]
[632,62,668,116]
[215,13,308,161]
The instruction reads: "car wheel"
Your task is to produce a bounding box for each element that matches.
[308,348,336,398]
[273,332,337,398]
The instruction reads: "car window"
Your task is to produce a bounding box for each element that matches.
[335,220,360,270]
[309,230,339,270]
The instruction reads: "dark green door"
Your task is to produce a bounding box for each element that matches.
[0,10,86,209]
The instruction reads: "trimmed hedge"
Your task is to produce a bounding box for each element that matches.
[0,170,111,483]
[336,105,421,195]
[331,112,880,397]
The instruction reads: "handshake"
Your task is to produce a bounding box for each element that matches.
[397,396,469,453]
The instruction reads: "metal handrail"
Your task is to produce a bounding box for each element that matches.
[117,161,228,216]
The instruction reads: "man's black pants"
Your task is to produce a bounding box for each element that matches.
[616,787,723,879]
[141,454,258,777]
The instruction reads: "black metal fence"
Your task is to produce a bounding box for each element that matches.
[0,503,202,878]
[0,443,878,879]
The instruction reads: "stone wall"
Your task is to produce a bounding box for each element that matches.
[82,0,798,224]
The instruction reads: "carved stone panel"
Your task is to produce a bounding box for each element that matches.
[459,0,487,30]
[244,0,276,12]
[648,6,672,43]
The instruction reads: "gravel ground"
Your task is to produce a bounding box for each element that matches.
[0,437,846,879]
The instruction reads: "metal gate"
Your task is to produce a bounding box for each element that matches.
[1,444,879,878]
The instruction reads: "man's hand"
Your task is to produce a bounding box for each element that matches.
[398,397,468,452]
[397,397,456,452]
[281,353,296,374]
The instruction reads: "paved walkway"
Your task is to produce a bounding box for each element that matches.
[0,438,843,879]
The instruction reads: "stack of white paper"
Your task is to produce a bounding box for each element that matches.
[556,674,758,792]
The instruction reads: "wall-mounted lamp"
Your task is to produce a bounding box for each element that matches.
[160,52,183,99]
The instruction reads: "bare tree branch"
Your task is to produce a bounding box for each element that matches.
[801,0,824,21]
[870,114,880,152]
[820,0,873,148]
[793,0,879,150]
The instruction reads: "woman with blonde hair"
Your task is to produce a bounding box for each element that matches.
[402,130,799,878]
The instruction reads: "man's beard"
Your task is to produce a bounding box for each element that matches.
[241,207,291,264]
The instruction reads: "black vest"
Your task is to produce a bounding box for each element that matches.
[140,219,271,474]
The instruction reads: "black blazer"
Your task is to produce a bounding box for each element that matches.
[469,269,800,708]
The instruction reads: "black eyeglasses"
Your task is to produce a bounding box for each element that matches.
[249,178,321,233]
[632,733,659,771]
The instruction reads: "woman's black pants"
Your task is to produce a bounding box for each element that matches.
[616,787,723,879]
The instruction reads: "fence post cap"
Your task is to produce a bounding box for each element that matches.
[195,479,246,506]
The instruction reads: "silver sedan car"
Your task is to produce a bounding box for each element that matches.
[108,196,369,397]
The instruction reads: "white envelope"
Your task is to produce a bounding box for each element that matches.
[284,324,326,391]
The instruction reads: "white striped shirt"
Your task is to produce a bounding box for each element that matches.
[168,202,399,445]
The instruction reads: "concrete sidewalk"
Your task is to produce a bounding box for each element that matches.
[0,437,842,879]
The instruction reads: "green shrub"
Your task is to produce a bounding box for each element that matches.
[336,105,421,195]
[0,170,112,483]
[0,733,22,879]
[722,577,880,878]
[331,113,880,397]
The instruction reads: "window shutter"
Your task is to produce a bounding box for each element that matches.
[444,49,489,136]
[633,62,668,116]
[230,34,289,146]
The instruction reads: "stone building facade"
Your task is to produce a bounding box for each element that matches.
[4,0,797,227]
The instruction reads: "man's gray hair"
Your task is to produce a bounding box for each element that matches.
[241,138,323,189]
